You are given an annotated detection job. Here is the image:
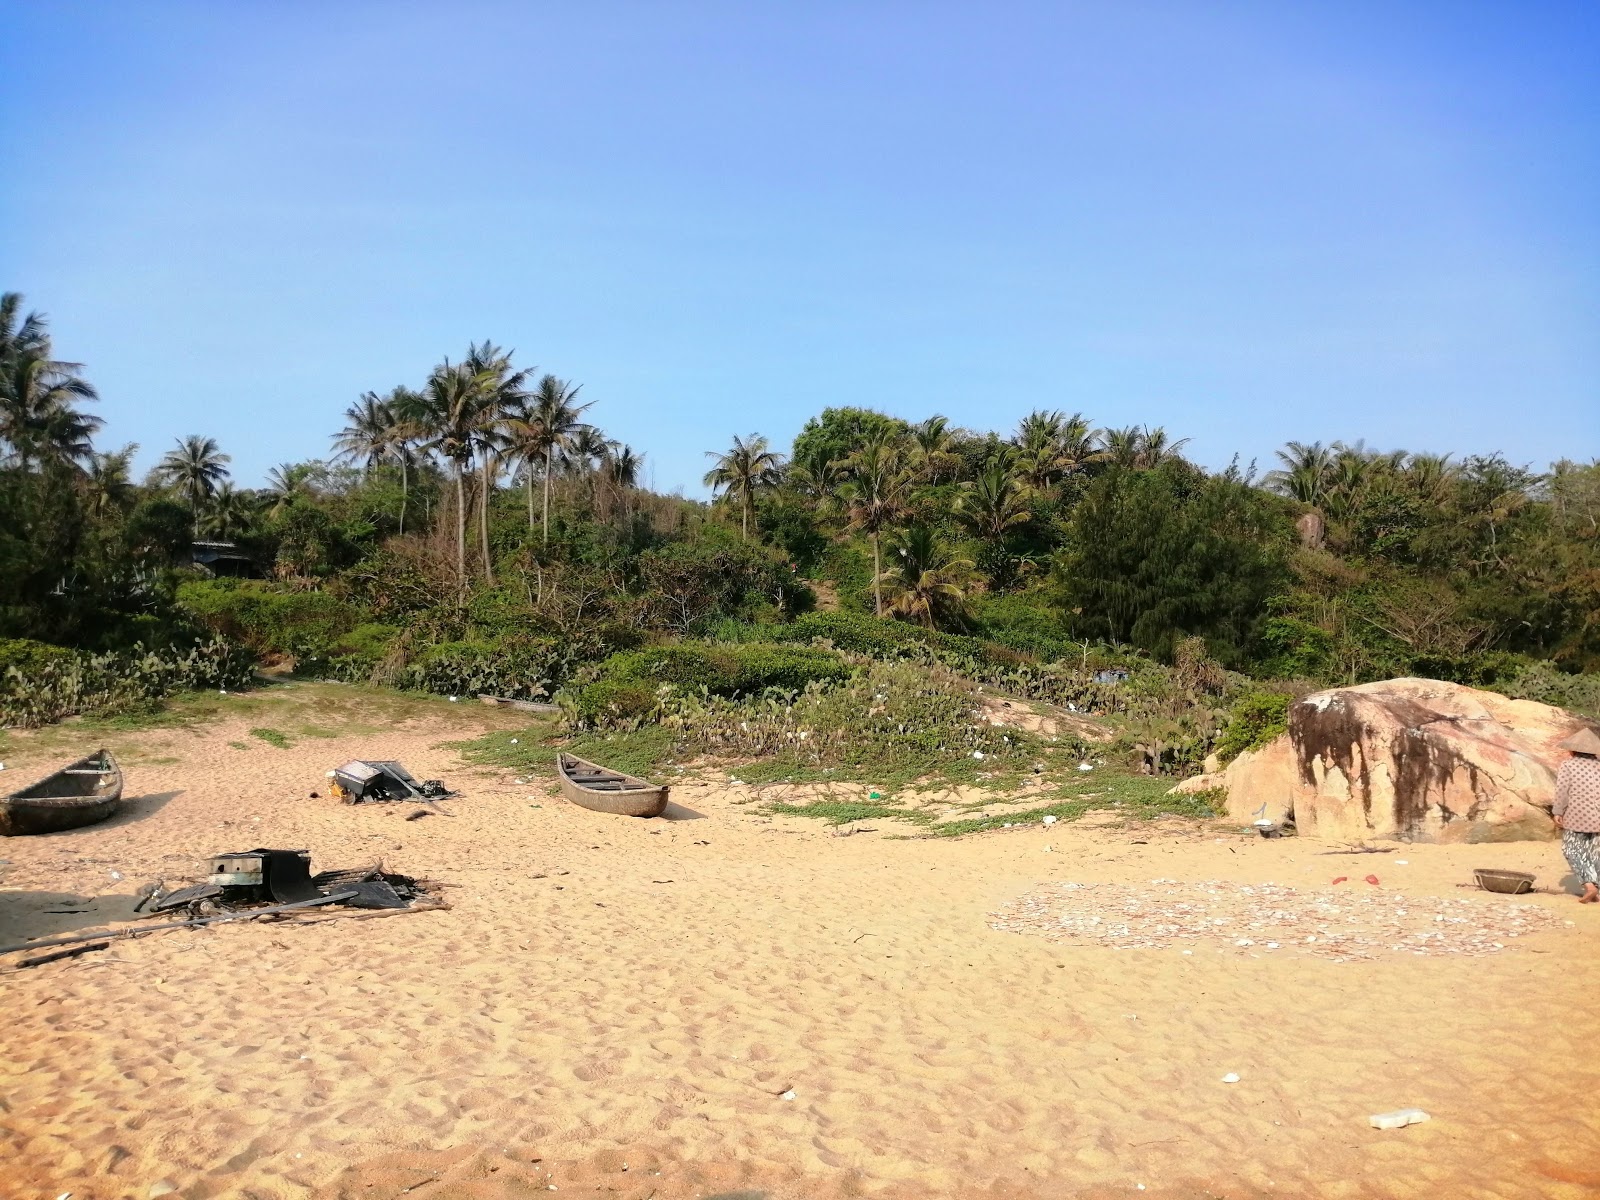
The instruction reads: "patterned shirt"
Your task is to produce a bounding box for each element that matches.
[1554,756,1600,834]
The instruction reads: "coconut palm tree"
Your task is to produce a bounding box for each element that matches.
[1100,425,1143,469]
[911,415,960,484]
[0,292,50,363]
[598,442,644,526]
[1134,426,1190,469]
[506,374,590,545]
[463,342,531,583]
[1,293,102,470]
[331,392,394,474]
[383,385,429,535]
[201,483,260,540]
[1267,441,1334,505]
[415,359,490,586]
[838,436,913,616]
[84,444,139,519]
[156,436,231,533]
[704,433,785,541]
[879,524,976,630]
[958,460,1031,544]
[0,345,102,470]
[262,463,316,517]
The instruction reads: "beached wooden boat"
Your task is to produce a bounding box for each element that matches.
[556,753,670,818]
[0,750,123,836]
[477,694,560,714]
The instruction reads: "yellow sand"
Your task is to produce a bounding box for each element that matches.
[2,698,1599,1200]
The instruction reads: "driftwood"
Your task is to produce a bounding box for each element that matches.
[18,941,110,968]
[0,891,359,959]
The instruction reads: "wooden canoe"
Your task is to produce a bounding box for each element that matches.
[477,694,560,714]
[556,753,670,818]
[1,750,123,836]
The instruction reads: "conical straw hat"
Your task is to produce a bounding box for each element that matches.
[1559,727,1600,755]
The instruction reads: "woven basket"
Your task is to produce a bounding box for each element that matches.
[1473,869,1535,895]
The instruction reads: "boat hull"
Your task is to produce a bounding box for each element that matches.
[1,751,124,836]
[557,755,670,818]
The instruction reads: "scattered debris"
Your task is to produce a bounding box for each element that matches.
[328,761,454,804]
[1369,1109,1430,1130]
[991,879,1561,960]
[1221,1073,1240,1084]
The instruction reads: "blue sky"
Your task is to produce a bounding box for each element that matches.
[2,1,1595,493]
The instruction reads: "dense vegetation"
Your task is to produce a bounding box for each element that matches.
[3,289,1596,748]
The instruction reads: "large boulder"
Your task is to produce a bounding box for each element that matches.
[1218,678,1596,843]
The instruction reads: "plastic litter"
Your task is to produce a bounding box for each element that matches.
[1369,1109,1429,1130]
[1365,874,1381,886]
[1042,815,1058,826]
[1221,1072,1240,1084]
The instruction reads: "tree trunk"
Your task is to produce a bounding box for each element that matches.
[872,530,883,617]
[479,455,496,585]
[398,455,409,536]
[542,445,554,547]
[526,469,536,531]
[742,491,751,540]
[452,460,467,593]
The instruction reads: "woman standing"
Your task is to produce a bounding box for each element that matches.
[1554,727,1600,903]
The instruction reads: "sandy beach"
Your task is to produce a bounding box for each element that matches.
[3,686,1599,1200]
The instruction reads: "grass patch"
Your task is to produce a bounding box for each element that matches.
[448,722,675,783]
[249,727,294,749]
[765,800,933,827]
[761,766,1221,837]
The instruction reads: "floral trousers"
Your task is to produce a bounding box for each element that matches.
[1563,829,1600,887]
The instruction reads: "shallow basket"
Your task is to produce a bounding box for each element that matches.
[1474,869,1535,895]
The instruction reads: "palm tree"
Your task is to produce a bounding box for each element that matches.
[0,292,50,362]
[1054,413,1102,476]
[1,294,102,471]
[0,345,102,471]
[416,359,487,586]
[156,436,231,533]
[84,444,139,519]
[463,341,531,583]
[599,442,644,526]
[1134,426,1190,469]
[506,374,590,545]
[201,483,259,540]
[331,392,394,474]
[704,433,784,541]
[1267,441,1334,505]
[262,463,315,517]
[879,525,976,630]
[1100,425,1143,469]
[958,460,1031,544]
[911,415,960,484]
[383,385,429,535]
[838,437,913,616]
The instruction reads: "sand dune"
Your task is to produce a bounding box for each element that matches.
[2,693,1599,1199]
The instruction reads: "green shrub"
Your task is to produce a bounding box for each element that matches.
[1495,661,1600,720]
[400,636,568,700]
[569,678,662,727]
[568,641,852,728]
[0,637,256,728]
[0,638,76,675]
[177,580,364,662]
[1215,690,1292,765]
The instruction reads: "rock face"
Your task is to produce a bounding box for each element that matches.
[1219,678,1596,843]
